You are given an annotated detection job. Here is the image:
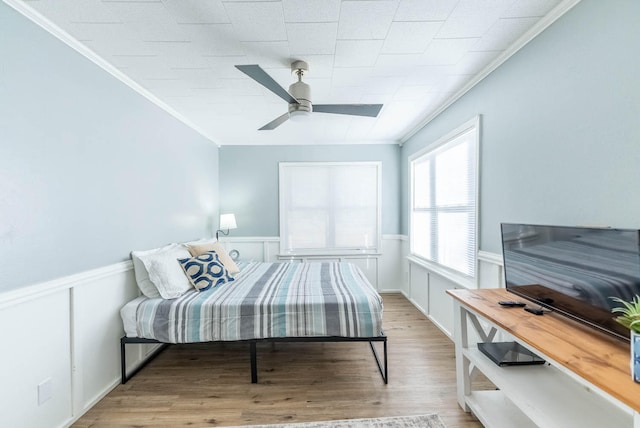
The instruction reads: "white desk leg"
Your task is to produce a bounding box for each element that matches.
[453,299,471,412]
[634,411,640,428]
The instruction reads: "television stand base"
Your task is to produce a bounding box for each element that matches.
[448,288,638,428]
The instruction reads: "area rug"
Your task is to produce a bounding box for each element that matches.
[230,414,446,428]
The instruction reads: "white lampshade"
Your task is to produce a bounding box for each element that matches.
[219,213,237,230]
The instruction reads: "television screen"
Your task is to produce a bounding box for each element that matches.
[501,223,640,341]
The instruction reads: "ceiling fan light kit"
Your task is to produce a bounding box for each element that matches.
[235,60,383,130]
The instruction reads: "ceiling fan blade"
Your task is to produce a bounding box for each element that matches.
[235,64,299,105]
[259,113,289,130]
[313,104,383,117]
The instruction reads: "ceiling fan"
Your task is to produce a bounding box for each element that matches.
[235,60,383,130]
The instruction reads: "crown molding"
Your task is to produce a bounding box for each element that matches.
[400,0,582,144]
[4,0,221,148]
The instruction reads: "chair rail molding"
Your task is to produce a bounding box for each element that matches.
[0,261,132,309]
[478,250,503,266]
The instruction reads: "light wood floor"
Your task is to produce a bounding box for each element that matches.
[73,293,486,428]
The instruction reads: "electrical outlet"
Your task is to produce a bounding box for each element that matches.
[37,378,53,406]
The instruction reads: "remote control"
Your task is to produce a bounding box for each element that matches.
[498,301,526,307]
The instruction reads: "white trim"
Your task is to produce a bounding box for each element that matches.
[222,139,399,146]
[382,234,406,241]
[428,313,452,339]
[64,377,121,428]
[3,0,220,148]
[400,0,582,143]
[277,252,381,259]
[278,161,383,254]
[0,261,132,309]
[407,255,475,289]
[220,236,280,243]
[379,289,404,295]
[407,116,480,279]
[224,235,405,242]
[478,250,503,266]
[407,116,480,162]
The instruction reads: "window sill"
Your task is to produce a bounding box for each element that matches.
[406,255,476,289]
[278,250,381,259]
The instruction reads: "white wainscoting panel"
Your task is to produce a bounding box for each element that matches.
[378,236,404,292]
[403,239,504,339]
[0,261,152,428]
[71,264,146,418]
[0,288,72,428]
[409,262,430,315]
[428,273,457,336]
[218,237,280,263]
[221,235,405,293]
[478,250,504,289]
[0,237,504,427]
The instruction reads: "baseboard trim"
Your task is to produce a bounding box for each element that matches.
[379,289,404,294]
[63,377,121,428]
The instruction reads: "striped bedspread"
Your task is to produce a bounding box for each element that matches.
[133,261,384,343]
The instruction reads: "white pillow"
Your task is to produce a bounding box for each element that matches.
[183,237,214,247]
[141,245,194,299]
[131,244,176,298]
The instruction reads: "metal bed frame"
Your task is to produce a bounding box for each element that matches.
[120,334,388,384]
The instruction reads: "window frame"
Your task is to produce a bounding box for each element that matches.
[279,161,382,256]
[408,116,480,287]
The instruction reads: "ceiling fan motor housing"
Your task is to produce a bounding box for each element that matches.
[289,60,311,116]
[288,81,312,114]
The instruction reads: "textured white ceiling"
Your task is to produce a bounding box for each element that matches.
[16,0,572,146]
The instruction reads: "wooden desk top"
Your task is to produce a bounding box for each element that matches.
[447,288,640,412]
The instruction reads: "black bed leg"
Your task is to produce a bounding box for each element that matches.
[383,339,388,384]
[121,337,127,384]
[369,339,388,384]
[250,341,258,383]
[120,338,169,384]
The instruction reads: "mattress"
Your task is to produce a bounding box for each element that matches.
[121,261,383,343]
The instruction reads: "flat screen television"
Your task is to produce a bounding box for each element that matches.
[501,223,640,341]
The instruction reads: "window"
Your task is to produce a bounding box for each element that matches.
[409,117,479,279]
[279,162,381,254]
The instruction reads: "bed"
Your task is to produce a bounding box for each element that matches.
[120,260,387,384]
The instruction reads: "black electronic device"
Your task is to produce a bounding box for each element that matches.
[524,307,545,315]
[499,301,526,307]
[478,342,546,367]
[501,223,640,341]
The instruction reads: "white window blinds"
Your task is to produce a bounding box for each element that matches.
[279,162,381,254]
[410,117,479,278]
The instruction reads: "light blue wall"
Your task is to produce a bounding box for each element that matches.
[219,145,400,236]
[0,4,219,292]
[400,0,640,253]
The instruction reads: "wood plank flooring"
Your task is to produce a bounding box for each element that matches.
[72,293,486,428]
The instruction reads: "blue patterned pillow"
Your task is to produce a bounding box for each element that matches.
[178,251,234,291]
